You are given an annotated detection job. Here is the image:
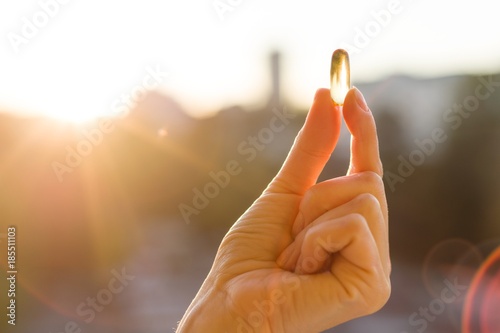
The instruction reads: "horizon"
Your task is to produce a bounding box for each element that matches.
[0,70,496,124]
[1,0,499,121]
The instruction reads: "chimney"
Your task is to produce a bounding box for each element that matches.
[269,51,281,108]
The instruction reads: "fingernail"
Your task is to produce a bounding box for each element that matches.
[353,86,369,112]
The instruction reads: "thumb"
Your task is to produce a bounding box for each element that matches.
[267,88,342,195]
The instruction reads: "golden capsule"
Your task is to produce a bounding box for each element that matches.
[330,49,350,105]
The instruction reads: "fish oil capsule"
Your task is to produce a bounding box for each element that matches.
[330,49,350,105]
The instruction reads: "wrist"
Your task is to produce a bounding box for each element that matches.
[177,282,232,332]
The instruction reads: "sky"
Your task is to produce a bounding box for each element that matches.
[0,0,499,121]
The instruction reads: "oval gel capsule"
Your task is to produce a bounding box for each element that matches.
[330,49,350,105]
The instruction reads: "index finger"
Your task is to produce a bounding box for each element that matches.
[342,87,383,176]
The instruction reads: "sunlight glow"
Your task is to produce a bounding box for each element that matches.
[0,0,499,118]
[45,109,102,125]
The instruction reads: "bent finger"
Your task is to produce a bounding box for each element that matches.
[292,171,387,237]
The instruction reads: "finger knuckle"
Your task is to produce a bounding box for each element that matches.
[358,171,387,200]
[354,193,381,215]
[359,170,383,187]
[345,213,368,231]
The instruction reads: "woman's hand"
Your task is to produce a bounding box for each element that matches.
[177,87,390,333]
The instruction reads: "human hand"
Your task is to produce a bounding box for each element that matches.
[177,87,390,333]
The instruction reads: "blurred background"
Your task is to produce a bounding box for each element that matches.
[0,0,500,332]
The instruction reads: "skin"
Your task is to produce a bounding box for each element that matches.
[176,87,390,333]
